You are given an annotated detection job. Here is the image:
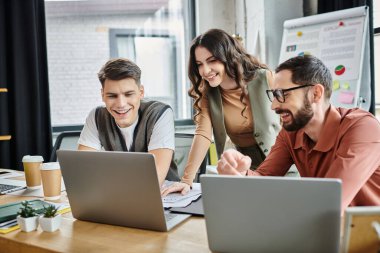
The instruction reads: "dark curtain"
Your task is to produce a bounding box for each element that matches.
[318,0,375,115]
[0,0,52,170]
[318,0,367,12]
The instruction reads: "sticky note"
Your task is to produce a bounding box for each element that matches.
[342,82,350,89]
[333,80,340,91]
[338,91,355,104]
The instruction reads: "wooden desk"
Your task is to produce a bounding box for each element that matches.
[0,181,210,252]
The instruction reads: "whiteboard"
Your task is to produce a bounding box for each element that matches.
[279,6,370,110]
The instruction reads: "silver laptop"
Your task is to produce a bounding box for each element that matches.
[200,175,341,253]
[0,179,26,194]
[57,150,190,232]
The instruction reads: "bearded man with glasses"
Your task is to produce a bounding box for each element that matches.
[217,55,380,211]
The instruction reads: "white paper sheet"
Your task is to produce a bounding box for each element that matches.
[0,169,23,179]
[7,178,66,197]
[162,181,202,208]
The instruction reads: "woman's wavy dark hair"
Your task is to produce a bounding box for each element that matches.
[188,28,267,120]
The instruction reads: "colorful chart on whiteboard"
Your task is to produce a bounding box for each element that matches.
[279,6,370,110]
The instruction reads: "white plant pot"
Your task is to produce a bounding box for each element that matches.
[39,214,62,232]
[17,215,39,232]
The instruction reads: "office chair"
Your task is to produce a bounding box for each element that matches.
[49,131,81,162]
[174,133,208,182]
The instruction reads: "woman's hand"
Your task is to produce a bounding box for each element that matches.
[161,182,191,197]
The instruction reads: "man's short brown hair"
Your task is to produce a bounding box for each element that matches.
[276,55,332,99]
[98,58,141,87]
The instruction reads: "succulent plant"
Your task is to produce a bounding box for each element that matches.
[17,201,38,218]
[42,205,59,218]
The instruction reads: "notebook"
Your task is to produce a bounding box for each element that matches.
[200,175,342,253]
[0,199,46,223]
[57,150,190,232]
[0,179,26,194]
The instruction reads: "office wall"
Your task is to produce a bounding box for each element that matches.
[195,0,235,34]
[263,0,303,68]
[196,0,303,69]
[46,14,150,126]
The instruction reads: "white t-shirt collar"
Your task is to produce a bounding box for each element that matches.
[117,115,139,150]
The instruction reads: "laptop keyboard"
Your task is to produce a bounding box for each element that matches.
[0,184,21,194]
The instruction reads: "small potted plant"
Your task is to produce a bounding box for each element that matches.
[17,201,39,232]
[39,204,61,232]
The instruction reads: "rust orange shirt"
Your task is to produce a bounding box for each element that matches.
[249,106,380,210]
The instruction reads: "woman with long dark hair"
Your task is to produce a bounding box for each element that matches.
[162,29,280,195]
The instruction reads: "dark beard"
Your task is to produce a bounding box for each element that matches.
[276,96,314,131]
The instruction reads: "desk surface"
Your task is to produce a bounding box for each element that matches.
[0,172,210,253]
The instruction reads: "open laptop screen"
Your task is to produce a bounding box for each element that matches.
[201,175,341,253]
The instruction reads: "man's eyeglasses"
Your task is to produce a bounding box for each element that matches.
[266,84,314,103]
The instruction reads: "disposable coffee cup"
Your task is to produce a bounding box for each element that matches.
[22,155,44,189]
[40,162,62,201]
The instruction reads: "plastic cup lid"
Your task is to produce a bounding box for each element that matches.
[22,155,44,163]
[40,162,60,170]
